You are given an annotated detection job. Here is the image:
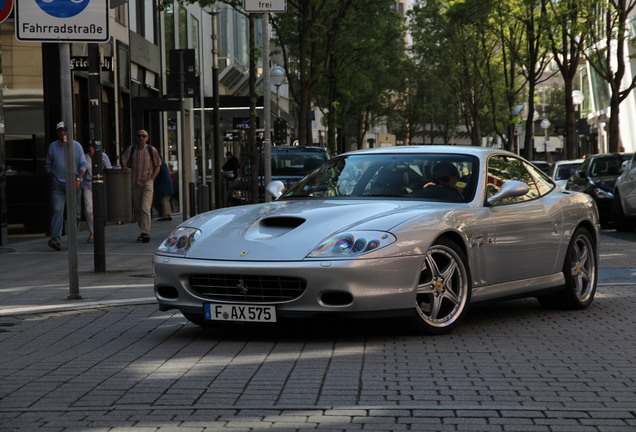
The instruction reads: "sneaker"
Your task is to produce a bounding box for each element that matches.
[48,239,61,251]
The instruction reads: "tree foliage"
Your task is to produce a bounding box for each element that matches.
[271,0,406,150]
[163,0,632,156]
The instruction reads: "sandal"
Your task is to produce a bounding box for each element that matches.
[137,233,150,243]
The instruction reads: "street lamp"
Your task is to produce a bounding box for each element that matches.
[572,90,585,158]
[540,118,551,161]
[270,66,285,118]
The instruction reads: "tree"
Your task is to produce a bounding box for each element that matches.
[271,0,358,147]
[512,0,553,160]
[580,0,636,153]
[491,0,532,152]
[543,0,595,159]
[408,1,463,145]
[314,0,406,153]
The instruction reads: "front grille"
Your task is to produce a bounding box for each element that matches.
[189,274,307,303]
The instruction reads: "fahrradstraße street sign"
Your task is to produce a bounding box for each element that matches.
[15,0,109,43]
[243,0,286,13]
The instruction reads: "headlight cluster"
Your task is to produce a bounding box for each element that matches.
[593,188,613,199]
[157,227,201,255]
[308,231,396,258]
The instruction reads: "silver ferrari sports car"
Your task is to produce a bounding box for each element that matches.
[154,146,600,334]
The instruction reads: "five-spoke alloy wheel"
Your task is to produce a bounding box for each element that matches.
[413,238,471,334]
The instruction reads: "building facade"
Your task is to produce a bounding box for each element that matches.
[0,1,288,245]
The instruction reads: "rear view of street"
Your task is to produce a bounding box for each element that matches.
[0,227,635,431]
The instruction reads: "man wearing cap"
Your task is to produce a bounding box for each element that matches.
[44,121,88,251]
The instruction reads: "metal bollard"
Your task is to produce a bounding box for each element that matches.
[189,182,196,217]
[198,183,210,213]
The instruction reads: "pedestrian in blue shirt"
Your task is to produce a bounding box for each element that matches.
[154,160,174,221]
[44,121,88,251]
[83,145,112,243]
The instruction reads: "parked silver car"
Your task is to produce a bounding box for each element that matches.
[551,159,585,188]
[612,152,636,231]
[154,146,600,334]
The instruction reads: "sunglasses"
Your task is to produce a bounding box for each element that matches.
[137,134,148,138]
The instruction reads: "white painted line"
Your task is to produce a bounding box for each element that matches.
[0,297,156,316]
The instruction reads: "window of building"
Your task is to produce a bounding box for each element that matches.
[219,8,228,59]
[115,4,127,25]
[129,0,156,43]
[191,16,200,74]
[164,4,175,74]
[179,6,188,49]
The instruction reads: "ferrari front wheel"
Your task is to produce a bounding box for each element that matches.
[412,238,471,335]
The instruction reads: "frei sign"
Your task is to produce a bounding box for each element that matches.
[243,0,287,13]
[15,0,109,42]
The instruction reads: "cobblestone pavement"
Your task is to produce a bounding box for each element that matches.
[0,229,635,431]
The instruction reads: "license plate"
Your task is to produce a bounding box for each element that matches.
[204,303,277,323]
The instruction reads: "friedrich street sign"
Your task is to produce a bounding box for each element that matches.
[16,0,109,42]
[243,0,287,13]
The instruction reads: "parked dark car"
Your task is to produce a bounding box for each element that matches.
[566,153,633,226]
[229,146,329,205]
[612,152,636,231]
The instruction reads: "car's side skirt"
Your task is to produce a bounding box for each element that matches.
[472,273,565,302]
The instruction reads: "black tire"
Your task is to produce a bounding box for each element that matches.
[538,227,597,310]
[411,238,471,335]
[612,193,635,232]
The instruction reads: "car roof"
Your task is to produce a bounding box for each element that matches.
[272,146,328,152]
[553,159,584,165]
[341,145,516,159]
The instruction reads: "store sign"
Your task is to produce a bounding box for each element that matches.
[15,0,109,42]
[70,56,113,72]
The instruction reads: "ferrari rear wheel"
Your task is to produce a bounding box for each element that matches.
[412,238,471,335]
[538,227,597,310]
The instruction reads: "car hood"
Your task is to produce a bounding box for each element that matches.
[590,176,618,191]
[177,199,453,261]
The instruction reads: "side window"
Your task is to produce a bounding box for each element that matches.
[525,161,554,196]
[578,157,590,175]
[486,155,540,204]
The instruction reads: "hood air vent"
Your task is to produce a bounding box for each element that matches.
[260,217,305,229]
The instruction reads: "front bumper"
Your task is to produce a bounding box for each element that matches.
[153,254,424,318]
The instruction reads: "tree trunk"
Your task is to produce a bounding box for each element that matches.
[523,77,536,160]
[563,78,577,159]
[327,77,337,155]
[608,91,621,153]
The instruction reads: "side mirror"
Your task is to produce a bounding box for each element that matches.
[621,160,630,172]
[266,180,286,199]
[577,170,587,178]
[487,180,530,206]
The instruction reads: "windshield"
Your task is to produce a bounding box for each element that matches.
[554,163,581,180]
[589,155,623,177]
[270,149,329,177]
[282,153,478,203]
